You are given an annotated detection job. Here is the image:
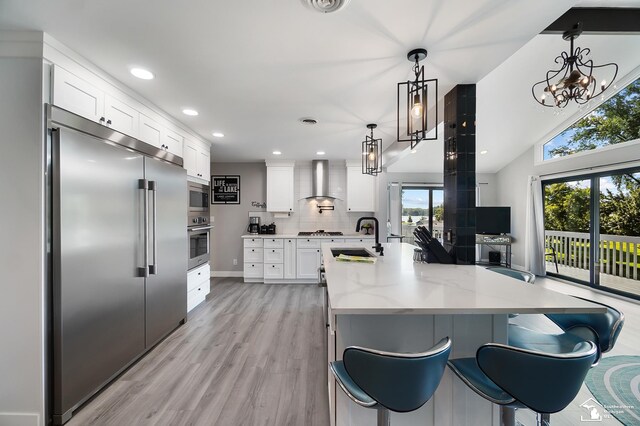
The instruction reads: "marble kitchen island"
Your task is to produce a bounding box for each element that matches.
[322,243,604,426]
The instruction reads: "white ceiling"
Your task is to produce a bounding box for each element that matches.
[0,0,640,171]
[0,0,581,164]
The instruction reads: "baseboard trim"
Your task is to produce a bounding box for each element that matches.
[0,413,40,426]
[211,270,243,278]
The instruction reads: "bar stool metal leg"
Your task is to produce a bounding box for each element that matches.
[500,406,516,426]
[377,407,390,426]
[536,412,550,426]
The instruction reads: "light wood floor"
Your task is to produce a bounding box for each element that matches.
[68,278,330,426]
[68,276,639,426]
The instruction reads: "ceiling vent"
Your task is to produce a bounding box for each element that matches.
[302,0,351,13]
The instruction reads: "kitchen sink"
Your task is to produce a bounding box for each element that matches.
[330,248,374,258]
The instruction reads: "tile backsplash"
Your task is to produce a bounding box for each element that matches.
[249,162,373,234]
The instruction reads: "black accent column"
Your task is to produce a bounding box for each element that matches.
[443,85,476,265]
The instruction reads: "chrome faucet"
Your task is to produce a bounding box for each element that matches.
[356,217,383,256]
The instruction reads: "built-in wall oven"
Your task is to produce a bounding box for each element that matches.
[188,182,211,270]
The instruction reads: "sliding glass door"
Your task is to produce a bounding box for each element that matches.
[543,168,640,299]
[597,172,640,296]
[400,186,443,245]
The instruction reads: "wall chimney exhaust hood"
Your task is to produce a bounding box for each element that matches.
[305,160,336,200]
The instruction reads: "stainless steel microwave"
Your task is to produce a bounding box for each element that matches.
[189,181,210,213]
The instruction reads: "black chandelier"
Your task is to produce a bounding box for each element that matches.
[397,48,438,149]
[532,23,618,108]
[362,123,382,176]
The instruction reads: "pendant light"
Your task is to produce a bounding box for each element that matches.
[397,48,438,149]
[532,23,618,108]
[362,124,382,176]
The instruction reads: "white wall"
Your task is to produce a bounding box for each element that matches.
[0,55,45,425]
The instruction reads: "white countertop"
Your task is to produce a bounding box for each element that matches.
[323,243,605,315]
[241,233,375,239]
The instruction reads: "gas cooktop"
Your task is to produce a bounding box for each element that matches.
[298,230,344,237]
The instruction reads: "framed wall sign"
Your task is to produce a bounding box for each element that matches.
[212,175,240,204]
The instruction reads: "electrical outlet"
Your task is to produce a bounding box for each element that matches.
[233,258,237,266]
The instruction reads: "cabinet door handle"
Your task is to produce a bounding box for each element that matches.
[317,250,320,253]
[99,116,105,123]
[272,265,275,268]
[106,119,112,125]
[198,272,201,275]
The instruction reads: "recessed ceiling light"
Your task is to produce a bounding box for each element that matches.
[411,149,417,154]
[130,67,154,80]
[316,151,325,155]
[182,109,198,116]
[273,151,282,155]
[212,132,225,138]
[480,150,488,155]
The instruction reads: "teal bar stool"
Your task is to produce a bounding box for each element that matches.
[330,337,451,426]
[448,340,597,426]
[510,296,624,365]
[486,266,536,283]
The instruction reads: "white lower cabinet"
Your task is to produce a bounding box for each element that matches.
[187,263,210,313]
[284,238,297,279]
[297,248,322,280]
[264,263,284,279]
[243,238,264,282]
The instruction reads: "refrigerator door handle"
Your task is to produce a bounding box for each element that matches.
[138,179,149,277]
[148,180,158,275]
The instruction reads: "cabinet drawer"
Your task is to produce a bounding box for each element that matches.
[244,263,263,278]
[264,263,284,279]
[187,263,210,292]
[297,238,321,249]
[263,238,284,249]
[187,284,209,313]
[244,238,264,248]
[264,248,284,263]
[323,238,345,244]
[244,247,264,262]
[344,238,372,244]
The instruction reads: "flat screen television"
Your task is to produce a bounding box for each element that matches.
[476,207,511,235]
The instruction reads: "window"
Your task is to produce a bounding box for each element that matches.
[543,77,640,160]
[400,186,443,245]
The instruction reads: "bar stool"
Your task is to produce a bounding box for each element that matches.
[486,266,536,283]
[330,337,451,426]
[508,296,624,365]
[448,340,597,426]
[540,296,623,364]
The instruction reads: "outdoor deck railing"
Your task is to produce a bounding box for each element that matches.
[545,230,640,280]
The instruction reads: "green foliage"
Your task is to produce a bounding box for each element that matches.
[402,207,428,217]
[549,79,640,157]
[433,204,444,222]
[544,183,590,232]
[545,177,640,237]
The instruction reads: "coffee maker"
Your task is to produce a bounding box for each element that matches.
[248,216,260,234]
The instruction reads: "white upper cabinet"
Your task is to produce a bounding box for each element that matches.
[138,114,163,148]
[51,65,209,173]
[346,165,376,212]
[162,127,184,158]
[184,138,210,180]
[52,66,105,123]
[104,95,139,137]
[266,163,295,212]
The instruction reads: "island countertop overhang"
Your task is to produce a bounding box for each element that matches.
[322,242,606,316]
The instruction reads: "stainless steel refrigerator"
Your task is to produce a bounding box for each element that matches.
[47,106,188,425]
